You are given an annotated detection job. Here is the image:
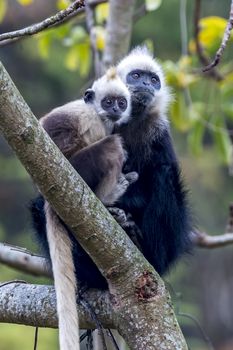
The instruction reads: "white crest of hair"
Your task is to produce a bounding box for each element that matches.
[44,202,80,350]
[91,67,131,127]
[117,45,172,131]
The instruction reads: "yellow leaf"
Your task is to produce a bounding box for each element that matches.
[37,35,51,59]
[0,0,7,23]
[77,42,91,77]
[56,0,70,11]
[200,17,231,52]
[65,46,80,71]
[95,3,109,24]
[93,26,105,51]
[189,16,233,54]
[17,0,33,5]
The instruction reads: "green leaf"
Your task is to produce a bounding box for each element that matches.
[71,26,87,42]
[37,35,51,59]
[0,0,7,23]
[213,121,232,165]
[222,104,233,120]
[65,42,91,76]
[145,0,162,12]
[188,120,204,156]
[170,94,197,131]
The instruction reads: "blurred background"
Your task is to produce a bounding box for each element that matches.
[0,0,233,349]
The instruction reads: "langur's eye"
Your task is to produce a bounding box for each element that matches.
[151,75,159,84]
[101,96,115,111]
[105,98,113,106]
[118,97,127,110]
[132,72,140,79]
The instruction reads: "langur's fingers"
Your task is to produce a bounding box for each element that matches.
[124,171,139,184]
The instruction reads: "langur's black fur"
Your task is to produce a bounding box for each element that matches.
[115,46,192,275]
[30,195,108,289]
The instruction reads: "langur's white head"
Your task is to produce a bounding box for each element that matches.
[84,68,131,130]
[117,46,171,119]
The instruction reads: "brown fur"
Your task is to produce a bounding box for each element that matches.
[39,95,135,350]
[40,99,132,205]
[40,100,106,158]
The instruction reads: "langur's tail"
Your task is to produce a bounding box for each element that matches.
[44,202,80,350]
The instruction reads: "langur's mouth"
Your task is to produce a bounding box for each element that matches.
[130,87,155,97]
[132,90,154,107]
[107,114,121,122]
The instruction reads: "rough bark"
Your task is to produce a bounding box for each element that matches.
[0,282,113,329]
[102,0,136,69]
[0,62,188,349]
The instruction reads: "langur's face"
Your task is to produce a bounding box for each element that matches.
[126,69,161,111]
[100,95,128,121]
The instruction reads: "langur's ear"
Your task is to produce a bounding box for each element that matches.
[84,89,95,103]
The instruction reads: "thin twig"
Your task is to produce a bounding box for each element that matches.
[79,298,108,350]
[194,0,222,81]
[203,0,233,72]
[85,2,102,77]
[0,0,85,45]
[107,329,120,350]
[180,0,188,56]
[133,4,147,22]
[0,280,27,288]
[33,327,39,350]
[178,313,215,350]
[179,0,192,107]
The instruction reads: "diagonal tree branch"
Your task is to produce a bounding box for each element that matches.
[0,0,85,46]
[203,0,233,72]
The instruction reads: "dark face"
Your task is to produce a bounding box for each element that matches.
[101,95,128,121]
[126,69,161,112]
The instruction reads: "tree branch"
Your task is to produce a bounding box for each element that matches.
[0,0,85,46]
[193,0,223,81]
[192,231,233,248]
[102,0,137,69]
[0,243,51,278]
[203,0,233,72]
[0,61,187,348]
[0,282,114,329]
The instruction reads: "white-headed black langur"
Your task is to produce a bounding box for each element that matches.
[30,68,137,350]
[114,46,192,275]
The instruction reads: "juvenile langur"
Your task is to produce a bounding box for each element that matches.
[115,46,192,275]
[31,68,137,350]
